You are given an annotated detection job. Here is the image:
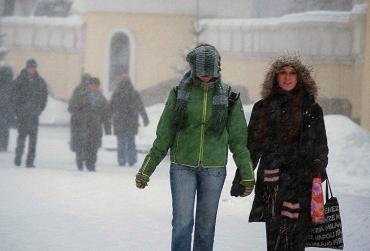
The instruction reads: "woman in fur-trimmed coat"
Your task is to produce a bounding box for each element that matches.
[247,56,329,251]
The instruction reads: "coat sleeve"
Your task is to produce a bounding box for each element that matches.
[137,92,149,125]
[227,97,255,184]
[138,89,177,177]
[247,101,263,170]
[102,97,112,135]
[39,80,48,114]
[12,76,22,117]
[68,88,83,114]
[109,90,119,113]
[307,104,329,180]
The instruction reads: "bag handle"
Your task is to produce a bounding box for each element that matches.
[325,178,334,201]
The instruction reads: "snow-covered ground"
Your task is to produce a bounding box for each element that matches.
[39,96,70,126]
[0,104,369,251]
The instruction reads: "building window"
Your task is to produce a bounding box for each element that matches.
[109,32,130,91]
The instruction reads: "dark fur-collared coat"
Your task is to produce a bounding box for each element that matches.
[247,56,329,249]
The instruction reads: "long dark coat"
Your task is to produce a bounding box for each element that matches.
[247,57,329,249]
[68,87,111,152]
[13,69,48,129]
[0,66,15,128]
[110,81,148,135]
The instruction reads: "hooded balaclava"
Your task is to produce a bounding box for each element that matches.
[173,44,229,136]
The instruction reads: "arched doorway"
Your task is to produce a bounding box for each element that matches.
[109,32,130,91]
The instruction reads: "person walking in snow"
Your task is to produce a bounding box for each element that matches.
[68,77,111,171]
[0,65,15,152]
[68,73,91,151]
[135,44,255,251]
[13,59,48,167]
[244,56,329,251]
[110,75,149,166]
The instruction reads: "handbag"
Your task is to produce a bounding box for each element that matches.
[305,178,344,249]
[311,177,325,224]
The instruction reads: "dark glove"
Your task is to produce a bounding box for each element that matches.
[135,172,149,189]
[230,169,255,197]
[144,118,149,127]
[240,180,255,197]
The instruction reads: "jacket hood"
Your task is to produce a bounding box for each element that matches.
[261,56,318,100]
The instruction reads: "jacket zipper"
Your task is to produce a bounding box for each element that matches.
[198,87,208,166]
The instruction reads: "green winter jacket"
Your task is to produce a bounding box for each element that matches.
[139,81,254,184]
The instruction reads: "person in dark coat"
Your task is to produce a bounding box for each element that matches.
[246,56,329,251]
[0,65,15,151]
[13,59,48,167]
[68,73,91,151]
[110,75,149,166]
[68,77,111,171]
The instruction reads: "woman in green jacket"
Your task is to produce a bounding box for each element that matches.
[135,44,254,251]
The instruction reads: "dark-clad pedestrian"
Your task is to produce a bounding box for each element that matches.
[110,75,149,166]
[13,59,48,167]
[0,65,15,151]
[247,56,329,251]
[68,77,111,171]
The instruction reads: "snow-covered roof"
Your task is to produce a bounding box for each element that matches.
[199,6,367,27]
[0,16,82,28]
[71,0,253,18]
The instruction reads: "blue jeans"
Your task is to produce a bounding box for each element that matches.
[117,133,137,166]
[170,163,226,251]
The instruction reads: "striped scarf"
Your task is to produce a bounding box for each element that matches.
[173,72,229,136]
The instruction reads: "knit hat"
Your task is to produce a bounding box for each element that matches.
[186,44,221,78]
[26,59,37,68]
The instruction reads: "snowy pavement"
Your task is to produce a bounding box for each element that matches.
[0,104,369,251]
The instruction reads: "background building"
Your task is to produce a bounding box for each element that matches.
[0,0,369,130]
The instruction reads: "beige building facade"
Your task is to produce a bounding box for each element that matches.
[82,12,194,93]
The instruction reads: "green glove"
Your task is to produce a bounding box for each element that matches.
[136,172,150,189]
[240,179,255,197]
